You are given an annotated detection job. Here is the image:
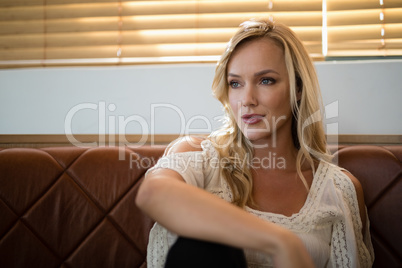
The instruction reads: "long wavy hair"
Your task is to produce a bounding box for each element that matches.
[209,19,332,208]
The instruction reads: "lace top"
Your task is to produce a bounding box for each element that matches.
[146,139,374,268]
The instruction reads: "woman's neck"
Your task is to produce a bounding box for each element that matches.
[250,129,299,172]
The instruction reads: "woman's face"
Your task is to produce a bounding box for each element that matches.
[227,38,293,145]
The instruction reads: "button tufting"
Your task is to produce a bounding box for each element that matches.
[0,145,401,268]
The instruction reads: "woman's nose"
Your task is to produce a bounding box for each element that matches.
[242,85,258,107]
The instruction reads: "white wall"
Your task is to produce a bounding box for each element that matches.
[0,60,401,135]
[316,60,402,135]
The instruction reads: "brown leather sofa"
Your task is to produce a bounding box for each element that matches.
[0,144,401,267]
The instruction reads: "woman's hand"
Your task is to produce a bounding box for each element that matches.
[272,231,315,268]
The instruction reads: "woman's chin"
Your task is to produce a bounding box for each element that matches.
[243,133,272,146]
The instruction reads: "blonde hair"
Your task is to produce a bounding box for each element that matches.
[209,19,332,208]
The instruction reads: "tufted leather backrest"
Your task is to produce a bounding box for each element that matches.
[0,146,164,268]
[329,145,402,268]
[0,145,401,267]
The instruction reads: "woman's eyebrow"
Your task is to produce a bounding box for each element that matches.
[227,73,241,78]
[254,69,279,76]
[227,69,280,78]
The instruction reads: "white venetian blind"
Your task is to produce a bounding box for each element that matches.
[325,0,402,57]
[0,0,401,68]
[0,0,322,68]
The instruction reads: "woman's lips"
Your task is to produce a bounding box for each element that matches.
[241,114,264,124]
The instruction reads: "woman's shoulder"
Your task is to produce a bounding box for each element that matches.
[164,136,205,154]
[164,136,217,156]
[322,162,362,191]
[150,136,221,189]
[321,161,365,209]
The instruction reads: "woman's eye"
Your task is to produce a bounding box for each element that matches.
[261,78,275,85]
[229,81,240,88]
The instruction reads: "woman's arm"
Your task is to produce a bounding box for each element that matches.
[135,139,314,267]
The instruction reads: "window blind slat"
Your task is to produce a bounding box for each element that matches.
[0,48,44,60]
[329,23,402,42]
[0,0,115,7]
[327,49,402,57]
[0,21,44,35]
[0,6,44,21]
[328,8,402,26]
[329,39,402,50]
[0,34,45,48]
[0,0,43,7]
[0,18,120,35]
[327,0,402,11]
[0,4,120,21]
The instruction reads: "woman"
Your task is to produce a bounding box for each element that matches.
[136,19,374,267]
